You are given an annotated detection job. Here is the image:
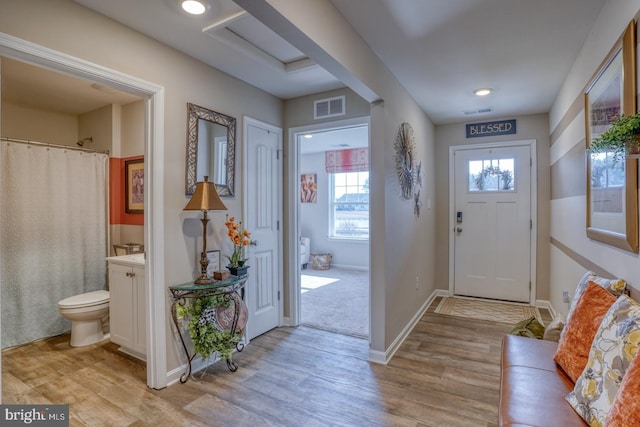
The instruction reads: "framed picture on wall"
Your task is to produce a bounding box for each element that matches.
[300,173,317,203]
[125,158,144,213]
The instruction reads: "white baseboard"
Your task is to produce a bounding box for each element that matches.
[166,352,227,386]
[368,288,448,365]
[535,299,557,318]
[306,263,368,271]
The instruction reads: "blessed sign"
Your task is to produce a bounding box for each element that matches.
[466,119,516,138]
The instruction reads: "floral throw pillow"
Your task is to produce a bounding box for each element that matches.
[565,271,627,327]
[565,294,640,426]
[605,351,640,426]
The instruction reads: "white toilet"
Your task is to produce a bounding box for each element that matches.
[58,290,110,347]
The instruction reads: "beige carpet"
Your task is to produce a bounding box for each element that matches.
[301,267,369,338]
[435,297,541,324]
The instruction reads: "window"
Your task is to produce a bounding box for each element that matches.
[468,158,515,192]
[330,171,369,239]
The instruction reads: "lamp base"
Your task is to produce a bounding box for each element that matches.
[194,274,215,285]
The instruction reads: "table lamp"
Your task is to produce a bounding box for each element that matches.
[183,176,227,284]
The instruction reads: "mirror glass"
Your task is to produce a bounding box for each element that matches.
[185,103,236,196]
[585,21,638,253]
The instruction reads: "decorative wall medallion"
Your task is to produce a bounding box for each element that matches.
[395,122,416,199]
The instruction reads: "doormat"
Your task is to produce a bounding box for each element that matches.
[434,297,541,325]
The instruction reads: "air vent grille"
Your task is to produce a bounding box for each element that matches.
[314,95,345,120]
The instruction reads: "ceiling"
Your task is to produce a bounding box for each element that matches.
[3,0,606,124]
[1,58,142,115]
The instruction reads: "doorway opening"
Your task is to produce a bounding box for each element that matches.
[0,35,166,390]
[292,119,370,338]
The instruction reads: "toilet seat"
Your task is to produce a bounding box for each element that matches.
[58,290,109,309]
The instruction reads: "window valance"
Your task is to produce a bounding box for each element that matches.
[325,148,368,173]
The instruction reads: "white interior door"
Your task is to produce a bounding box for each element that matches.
[453,144,531,302]
[245,118,282,340]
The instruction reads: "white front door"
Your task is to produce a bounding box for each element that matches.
[453,144,531,302]
[245,118,282,340]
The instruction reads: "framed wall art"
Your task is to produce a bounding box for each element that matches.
[585,20,638,253]
[125,158,144,214]
[300,173,317,203]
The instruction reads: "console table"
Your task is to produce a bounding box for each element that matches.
[169,274,248,383]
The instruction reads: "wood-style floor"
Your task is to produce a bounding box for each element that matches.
[3,298,526,426]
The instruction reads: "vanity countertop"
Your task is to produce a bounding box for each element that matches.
[107,253,145,267]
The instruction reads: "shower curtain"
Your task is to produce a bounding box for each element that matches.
[1,141,108,348]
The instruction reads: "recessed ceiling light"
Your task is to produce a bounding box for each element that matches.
[473,88,493,97]
[181,0,206,15]
[304,134,313,139]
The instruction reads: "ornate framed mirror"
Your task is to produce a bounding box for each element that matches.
[185,103,236,196]
[585,21,638,253]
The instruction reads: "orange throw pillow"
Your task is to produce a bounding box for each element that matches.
[553,281,617,382]
[606,352,640,426]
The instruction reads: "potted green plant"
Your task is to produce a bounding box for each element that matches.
[588,113,640,162]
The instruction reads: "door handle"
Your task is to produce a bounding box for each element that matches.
[250,240,258,246]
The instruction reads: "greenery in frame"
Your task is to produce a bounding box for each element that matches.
[588,113,640,163]
[474,165,513,191]
[175,294,242,362]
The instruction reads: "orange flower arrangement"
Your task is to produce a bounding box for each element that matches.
[224,215,251,267]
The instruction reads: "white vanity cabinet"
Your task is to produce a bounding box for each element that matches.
[107,254,146,360]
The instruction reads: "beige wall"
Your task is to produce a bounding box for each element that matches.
[435,113,551,300]
[0,0,283,377]
[120,101,145,158]
[549,1,640,315]
[79,104,113,153]
[2,101,78,144]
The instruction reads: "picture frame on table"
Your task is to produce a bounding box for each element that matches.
[206,249,221,278]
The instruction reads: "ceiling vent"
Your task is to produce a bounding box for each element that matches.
[314,95,346,120]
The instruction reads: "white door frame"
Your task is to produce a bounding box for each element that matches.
[448,139,537,305]
[0,33,167,390]
[287,116,370,327]
[242,116,284,337]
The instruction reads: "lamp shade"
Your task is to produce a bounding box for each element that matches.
[184,176,227,211]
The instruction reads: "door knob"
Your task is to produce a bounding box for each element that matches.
[456,227,462,233]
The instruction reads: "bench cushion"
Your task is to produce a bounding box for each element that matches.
[499,335,586,427]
